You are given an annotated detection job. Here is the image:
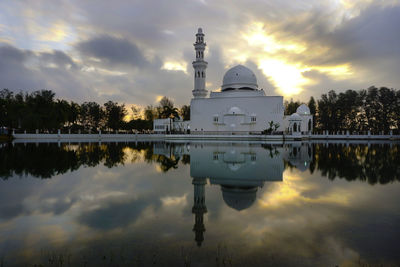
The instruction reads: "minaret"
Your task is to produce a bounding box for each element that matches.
[192,28,208,98]
[192,177,207,246]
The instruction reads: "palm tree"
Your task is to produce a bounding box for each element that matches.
[160,106,180,133]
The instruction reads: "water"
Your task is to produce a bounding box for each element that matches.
[0,141,399,266]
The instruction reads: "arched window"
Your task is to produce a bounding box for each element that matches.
[308,119,312,131]
[293,123,297,132]
[298,124,301,132]
[202,71,204,77]
[197,71,200,77]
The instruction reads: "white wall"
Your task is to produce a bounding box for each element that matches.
[190,95,284,133]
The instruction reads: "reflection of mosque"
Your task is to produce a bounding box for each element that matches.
[283,142,313,172]
[153,142,313,246]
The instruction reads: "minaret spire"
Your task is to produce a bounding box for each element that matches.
[192,177,207,246]
[192,28,208,98]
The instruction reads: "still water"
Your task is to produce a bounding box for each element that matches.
[0,141,399,266]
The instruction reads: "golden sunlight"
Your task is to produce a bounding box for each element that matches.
[259,173,303,208]
[242,22,306,54]
[258,59,311,96]
[39,22,71,42]
[240,22,311,97]
[313,64,353,78]
[259,172,351,209]
[162,61,188,73]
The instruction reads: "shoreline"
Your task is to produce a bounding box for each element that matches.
[10,133,400,143]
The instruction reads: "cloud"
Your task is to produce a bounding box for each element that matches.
[39,50,77,69]
[1,0,400,105]
[0,44,92,100]
[77,35,148,67]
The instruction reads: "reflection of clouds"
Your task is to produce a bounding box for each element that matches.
[161,194,188,207]
[259,171,350,209]
[77,197,156,230]
[22,224,69,255]
[1,144,400,266]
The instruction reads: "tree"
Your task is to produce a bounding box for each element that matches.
[68,101,80,127]
[396,90,400,131]
[262,121,279,134]
[316,90,338,131]
[144,105,156,121]
[284,99,301,115]
[180,105,190,121]
[377,87,396,132]
[55,99,70,128]
[308,97,316,116]
[159,96,174,109]
[131,105,142,120]
[24,90,57,130]
[104,101,127,131]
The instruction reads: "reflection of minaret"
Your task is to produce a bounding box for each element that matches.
[192,177,207,247]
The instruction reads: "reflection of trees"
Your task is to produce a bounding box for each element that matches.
[314,144,400,184]
[143,143,180,172]
[181,154,190,165]
[104,143,126,168]
[154,155,180,172]
[0,143,80,179]
[0,142,187,179]
[261,144,280,158]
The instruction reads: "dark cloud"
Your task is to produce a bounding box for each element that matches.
[0,45,30,63]
[0,202,24,220]
[330,4,400,62]
[77,35,148,67]
[1,1,400,104]
[0,44,93,101]
[0,45,42,91]
[39,50,77,70]
[78,197,160,230]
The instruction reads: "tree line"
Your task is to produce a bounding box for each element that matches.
[285,86,400,133]
[0,89,189,133]
[1,86,399,133]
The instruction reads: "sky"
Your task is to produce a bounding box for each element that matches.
[0,0,399,108]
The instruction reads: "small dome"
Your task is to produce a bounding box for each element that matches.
[228,106,243,114]
[289,113,302,121]
[221,186,258,211]
[222,65,258,91]
[228,163,242,171]
[296,104,310,115]
[197,28,203,34]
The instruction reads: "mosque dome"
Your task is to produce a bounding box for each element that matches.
[221,185,258,211]
[296,104,311,115]
[221,65,258,91]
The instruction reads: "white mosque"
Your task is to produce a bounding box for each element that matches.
[190,28,313,134]
[154,28,313,134]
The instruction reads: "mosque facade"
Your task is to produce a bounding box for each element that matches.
[189,28,313,134]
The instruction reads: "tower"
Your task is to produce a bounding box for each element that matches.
[192,177,207,246]
[192,28,208,98]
